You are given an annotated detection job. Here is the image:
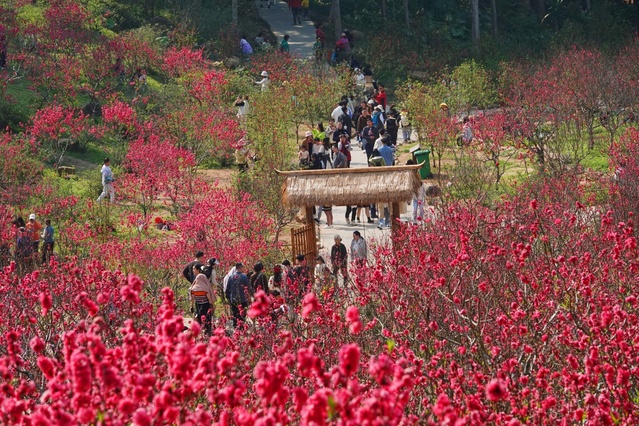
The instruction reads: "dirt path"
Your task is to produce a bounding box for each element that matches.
[60,156,98,172]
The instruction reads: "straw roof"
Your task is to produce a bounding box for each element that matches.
[277,164,424,207]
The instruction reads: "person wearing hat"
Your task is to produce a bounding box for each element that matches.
[280,34,290,53]
[330,235,348,287]
[255,71,269,91]
[97,158,115,203]
[303,130,315,154]
[373,104,386,130]
[189,262,216,334]
[337,33,350,53]
[26,213,42,255]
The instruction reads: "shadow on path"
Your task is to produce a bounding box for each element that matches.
[256,0,316,59]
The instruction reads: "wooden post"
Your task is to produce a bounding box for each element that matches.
[305,206,318,258]
[391,202,400,235]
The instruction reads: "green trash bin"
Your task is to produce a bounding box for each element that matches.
[414,150,432,179]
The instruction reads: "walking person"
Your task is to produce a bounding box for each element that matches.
[26,213,42,256]
[189,263,216,335]
[345,205,357,226]
[250,262,269,295]
[350,231,367,267]
[97,158,115,203]
[362,118,379,160]
[15,226,33,270]
[301,0,310,19]
[280,34,290,53]
[289,0,302,25]
[399,108,412,145]
[315,23,325,47]
[41,219,55,264]
[356,205,374,224]
[330,235,349,289]
[378,137,395,167]
[225,263,253,328]
[385,111,399,147]
[240,35,253,57]
[322,205,333,228]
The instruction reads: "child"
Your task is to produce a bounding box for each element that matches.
[298,144,310,167]
[319,268,337,301]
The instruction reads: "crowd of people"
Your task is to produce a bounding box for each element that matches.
[7,214,55,269]
[183,229,367,333]
[294,82,414,229]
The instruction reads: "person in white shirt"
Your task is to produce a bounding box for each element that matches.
[373,128,387,151]
[255,71,269,91]
[97,158,115,203]
[350,231,367,264]
[235,95,250,119]
[331,102,346,122]
[354,69,365,92]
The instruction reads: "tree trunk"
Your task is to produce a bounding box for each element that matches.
[381,0,387,21]
[331,0,342,42]
[491,0,498,37]
[471,0,480,46]
[403,0,411,32]
[232,0,238,26]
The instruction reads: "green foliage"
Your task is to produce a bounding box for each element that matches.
[448,60,498,113]
[15,3,45,26]
[1,79,37,132]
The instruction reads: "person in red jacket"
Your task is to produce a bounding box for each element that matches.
[374,84,387,110]
[289,0,302,25]
[315,23,325,48]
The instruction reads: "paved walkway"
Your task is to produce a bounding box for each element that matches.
[257,1,417,261]
[314,142,416,262]
[256,0,316,59]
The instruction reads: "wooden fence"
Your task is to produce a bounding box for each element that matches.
[291,224,317,260]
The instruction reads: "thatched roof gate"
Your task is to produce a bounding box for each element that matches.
[277,164,423,207]
[277,164,423,258]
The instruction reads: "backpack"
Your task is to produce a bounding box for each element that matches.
[372,111,381,128]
